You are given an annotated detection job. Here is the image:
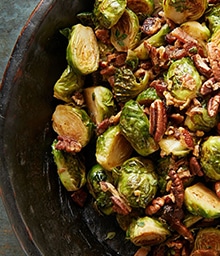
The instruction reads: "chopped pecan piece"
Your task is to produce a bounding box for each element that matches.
[141,17,162,35]
[192,54,212,78]
[189,156,204,177]
[200,77,219,95]
[207,42,220,82]
[207,94,220,117]
[149,99,167,142]
[95,28,111,44]
[56,135,82,153]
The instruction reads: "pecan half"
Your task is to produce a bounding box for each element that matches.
[56,135,82,153]
[149,99,167,142]
[189,156,204,177]
[207,94,220,117]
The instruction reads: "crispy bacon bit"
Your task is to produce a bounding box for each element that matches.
[149,99,167,142]
[207,42,220,82]
[71,188,88,207]
[141,17,162,35]
[56,135,82,153]
[192,54,212,78]
[95,28,111,44]
[214,181,220,198]
[207,94,220,117]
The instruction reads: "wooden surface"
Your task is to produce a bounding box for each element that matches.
[0,1,39,255]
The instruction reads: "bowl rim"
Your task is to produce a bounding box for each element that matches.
[0,1,55,255]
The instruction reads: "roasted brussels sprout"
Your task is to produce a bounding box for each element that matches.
[117,157,158,208]
[83,86,115,124]
[96,125,133,171]
[52,104,94,148]
[93,0,127,29]
[184,182,220,219]
[119,100,159,156]
[113,67,150,102]
[205,3,220,34]
[110,8,140,52]
[136,87,160,106]
[164,57,202,109]
[192,227,220,253]
[200,136,220,181]
[66,24,99,75]
[51,140,86,191]
[162,0,208,24]
[53,66,85,103]
[127,0,154,18]
[87,164,113,215]
[146,23,170,47]
[159,127,193,157]
[126,216,170,246]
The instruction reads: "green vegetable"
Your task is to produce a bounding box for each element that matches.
[117,157,158,208]
[162,0,208,24]
[52,104,94,148]
[164,57,202,109]
[146,23,171,47]
[205,3,220,34]
[113,68,150,103]
[110,8,140,52]
[66,24,99,75]
[53,66,84,103]
[127,0,154,17]
[83,86,115,124]
[126,216,170,246]
[93,0,127,29]
[51,140,86,191]
[87,164,113,215]
[200,136,220,181]
[136,87,160,106]
[184,182,220,219]
[120,100,158,156]
[96,125,133,171]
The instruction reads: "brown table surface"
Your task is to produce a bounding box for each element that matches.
[0,1,39,255]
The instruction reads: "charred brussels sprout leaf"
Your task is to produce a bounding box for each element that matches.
[66,24,99,75]
[162,0,208,24]
[51,140,86,191]
[164,57,202,109]
[110,8,140,52]
[53,66,84,103]
[136,87,160,106]
[117,157,158,208]
[96,125,133,171]
[52,105,94,148]
[184,182,220,219]
[93,0,127,29]
[84,86,115,124]
[200,136,220,181]
[126,216,170,246]
[205,3,220,34]
[87,164,113,215]
[120,100,159,156]
[192,227,220,253]
[113,67,150,103]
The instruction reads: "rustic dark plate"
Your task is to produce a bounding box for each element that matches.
[0,0,138,255]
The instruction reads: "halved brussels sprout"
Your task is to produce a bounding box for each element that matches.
[66,24,99,75]
[110,8,140,52]
[164,57,202,109]
[51,140,86,191]
[127,0,154,17]
[96,125,133,171]
[119,100,159,156]
[53,66,85,103]
[87,164,113,215]
[184,103,218,132]
[205,3,220,34]
[200,136,220,181]
[136,87,160,106]
[146,23,170,47]
[162,0,208,24]
[52,104,94,148]
[83,86,115,124]
[113,67,150,103]
[126,216,170,246]
[184,182,220,219]
[117,157,158,208]
[192,227,220,253]
[93,0,127,29]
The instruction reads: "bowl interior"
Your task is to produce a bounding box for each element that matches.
[0,0,137,255]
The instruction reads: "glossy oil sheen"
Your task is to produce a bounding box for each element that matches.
[0,0,137,255]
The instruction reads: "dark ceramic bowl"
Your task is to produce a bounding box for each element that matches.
[0,0,137,255]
